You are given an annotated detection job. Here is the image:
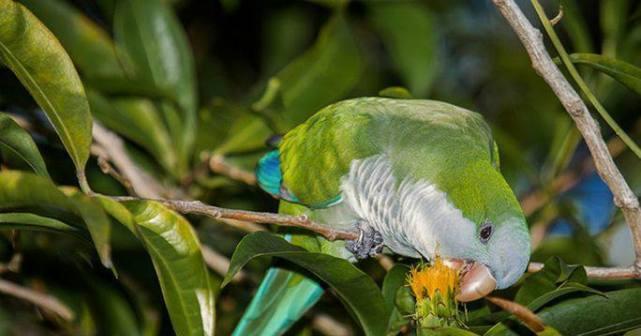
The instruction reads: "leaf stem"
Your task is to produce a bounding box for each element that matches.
[530,0,641,160]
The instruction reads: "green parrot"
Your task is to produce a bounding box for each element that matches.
[233,97,530,335]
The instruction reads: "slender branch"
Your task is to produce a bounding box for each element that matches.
[91,124,255,279]
[492,0,641,275]
[486,296,544,332]
[0,278,74,321]
[113,197,358,241]
[528,262,637,280]
[209,154,257,186]
[92,123,168,199]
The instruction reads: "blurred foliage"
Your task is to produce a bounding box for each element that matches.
[0,0,640,335]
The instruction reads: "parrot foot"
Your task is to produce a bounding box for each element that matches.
[346,222,384,259]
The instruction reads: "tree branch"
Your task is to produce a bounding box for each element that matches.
[112,197,359,241]
[91,124,260,278]
[528,262,637,280]
[0,278,74,321]
[92,123,168,199]
[492,0,641,275]
[209,154,257,186]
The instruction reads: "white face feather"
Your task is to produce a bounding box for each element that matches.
[339,155,529,289]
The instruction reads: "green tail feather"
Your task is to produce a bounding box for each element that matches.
[232,267,324,336]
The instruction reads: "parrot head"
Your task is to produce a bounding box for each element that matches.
[400,159,530,302]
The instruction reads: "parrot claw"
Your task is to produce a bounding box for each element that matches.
[346,221,384,259]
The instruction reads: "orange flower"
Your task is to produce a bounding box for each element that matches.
[408,257,458,302]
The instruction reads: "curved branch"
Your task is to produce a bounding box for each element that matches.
[0,278,74,320]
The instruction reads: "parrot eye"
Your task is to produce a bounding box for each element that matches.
[479,222,493,243]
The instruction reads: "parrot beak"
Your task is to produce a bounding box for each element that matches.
[443,259,497,302]
[455,262,497,302]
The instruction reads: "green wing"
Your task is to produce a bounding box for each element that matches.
[277,97,497,207]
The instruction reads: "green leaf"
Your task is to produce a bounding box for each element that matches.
[224,232,387,336]
[95,194,135,233]
[0,0,92,180]
[0,112,49,177]
[378,87,414,99]
[382,264,410,336]
[514,257,586,305]
[527,282,604,312]
[18,0,131,81]
[0,171,115,271]
[0,212,76,232]
[368,1,436,96]
[125,200,215,336]
[0,170,74,212]
[214,114,271,155]
[266,14,362,131]
[114,0,197,164]
[567,53,641,97]
[382,264,409,311]
[487,288,641,336]
[63,188,113,271]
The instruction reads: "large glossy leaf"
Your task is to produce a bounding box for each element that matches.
[18,0,130,81]
[0,112,49,177]
[267,14,362,131]
[114,0,196,164]
[0,212,76,232]
[487,288,641,336]
[568,53,641,97]
[368,1,436,96]
[125,200,215,336]
[0,170,74,212]
[0,171,114,270]
[223,232,387,336]
[0,0,92,177]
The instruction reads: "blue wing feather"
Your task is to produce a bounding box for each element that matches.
[257,150,344,208]
[256,150,283,197]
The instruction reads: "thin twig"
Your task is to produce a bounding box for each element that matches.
[486,296,545,332]
[93,146,136,195]
[92,123,167,199]
[492,0,641,276]
[208,154,257,186]
[549,5,563,26]
[113,197,358,241]
[91,124,250,279]
[528,262,637,280]
[0,278,74,321]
